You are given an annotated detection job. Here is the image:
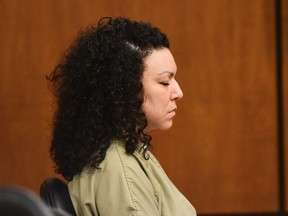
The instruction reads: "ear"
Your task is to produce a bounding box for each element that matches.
[142,94,148,103]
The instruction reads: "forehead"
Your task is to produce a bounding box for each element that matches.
[143,48,177,77]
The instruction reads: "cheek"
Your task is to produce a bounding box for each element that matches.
[143,94,159,112]
[142,99,154,117]
[142,94,168,117]
[142,85,171,117]
[145,88,169,105]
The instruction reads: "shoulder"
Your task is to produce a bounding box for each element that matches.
[99,140,143,172]
[73,140,148,183]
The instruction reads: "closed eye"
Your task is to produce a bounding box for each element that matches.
[160,82,170,86]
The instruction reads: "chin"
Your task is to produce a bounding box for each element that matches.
[145,121,173,132]
[159,122,173,131]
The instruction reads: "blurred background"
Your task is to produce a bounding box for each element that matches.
[0,0,287,215]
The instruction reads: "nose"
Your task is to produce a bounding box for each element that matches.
[171,80,183,100]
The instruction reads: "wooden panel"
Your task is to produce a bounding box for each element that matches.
[0,0,62,192]
[0,1,52,191]
[282,0,288,212]
[151,0,279,213]
[0,0,279,214]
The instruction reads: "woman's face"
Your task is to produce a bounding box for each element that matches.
[142,48,183,132]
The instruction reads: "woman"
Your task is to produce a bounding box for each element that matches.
[49,17,196,216]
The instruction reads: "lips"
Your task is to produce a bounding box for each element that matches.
[169,107,177,113]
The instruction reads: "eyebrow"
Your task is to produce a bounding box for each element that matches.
[157,71,175,77]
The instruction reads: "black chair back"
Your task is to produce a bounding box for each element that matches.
[40,178,76,216]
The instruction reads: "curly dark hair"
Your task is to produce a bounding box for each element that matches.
[48,17,170,181]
